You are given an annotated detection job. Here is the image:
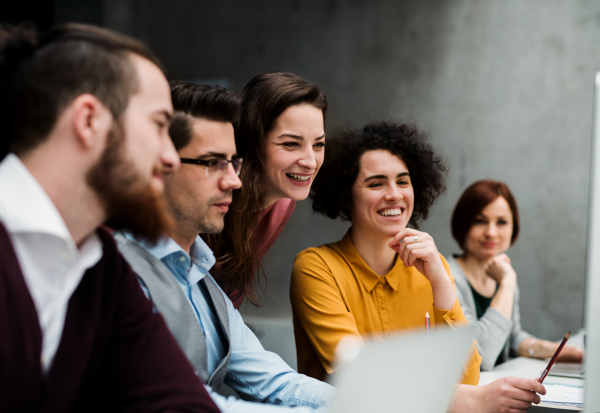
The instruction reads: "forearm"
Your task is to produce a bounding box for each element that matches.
[517,337,555,358]
[207,386,329,413]
[447,384,481,413]
[227,318,336,407]
[430,275,457,311]
[489,280,515,320]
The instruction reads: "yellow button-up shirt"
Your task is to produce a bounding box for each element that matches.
[290,230,481,384]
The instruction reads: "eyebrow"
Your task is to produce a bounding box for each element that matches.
[475,214,509,220]
[197,152,237,160]
[363,172,410,183]
[276,134,326,141]
[157,110,172,121]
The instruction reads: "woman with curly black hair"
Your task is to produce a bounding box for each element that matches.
[290,122,546,412]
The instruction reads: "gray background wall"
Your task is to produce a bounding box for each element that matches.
[58,0,600,341]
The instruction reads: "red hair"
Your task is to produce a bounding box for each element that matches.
[451,180,520,250]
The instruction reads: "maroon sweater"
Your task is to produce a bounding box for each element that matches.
[0,223,220,413]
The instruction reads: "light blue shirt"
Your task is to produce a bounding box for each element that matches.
[125,233,335,413]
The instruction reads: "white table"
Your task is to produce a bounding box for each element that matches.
[479,333,584,412]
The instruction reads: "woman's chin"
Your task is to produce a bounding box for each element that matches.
[469,250,497,261]
[283,186,311,202]
[382,225,407,239]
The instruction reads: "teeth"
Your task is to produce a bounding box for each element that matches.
[378,208,402,217]
[287,173,310,182]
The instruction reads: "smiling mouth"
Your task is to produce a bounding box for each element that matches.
[286,173,310,182]
[378,207,404,217]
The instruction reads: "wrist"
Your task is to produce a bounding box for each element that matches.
[499,273,517,288]
[427,263,451,286]
[539,341,557,358]
[527,339,538,358]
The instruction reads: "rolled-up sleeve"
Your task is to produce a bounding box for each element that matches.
[431,299,481,385]
[222,284,336,409]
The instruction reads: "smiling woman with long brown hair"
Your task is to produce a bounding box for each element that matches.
[205,71,327,307]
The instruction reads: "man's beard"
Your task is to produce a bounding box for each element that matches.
[87,120,173,244]
[164,183,229,235]
[197,194,231,234]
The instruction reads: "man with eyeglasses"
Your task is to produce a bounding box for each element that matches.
[114,82,336,413]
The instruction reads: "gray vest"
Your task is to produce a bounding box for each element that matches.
[114,233,231,391]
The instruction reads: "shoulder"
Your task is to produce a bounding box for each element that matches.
[96,228,131,273]
[443,254,472,300]
[81,230,149,306]
[112,232,141,257]
[276,198,296,218]
[261,198,296,226]
[294,242,344,267]
[254,199,297,258]
[292,244,348,284]
[444,254,466,281]
[112,232,164,269]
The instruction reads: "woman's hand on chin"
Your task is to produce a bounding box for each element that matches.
[484,253,517,286]
[389,228,447,284]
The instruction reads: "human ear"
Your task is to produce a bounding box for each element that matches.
[71,94,112,150]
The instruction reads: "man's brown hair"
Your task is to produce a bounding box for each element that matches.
[3,23,162,155]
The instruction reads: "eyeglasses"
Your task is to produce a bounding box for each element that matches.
[180,157,243,177]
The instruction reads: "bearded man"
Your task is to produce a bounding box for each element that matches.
[0,23,219,413]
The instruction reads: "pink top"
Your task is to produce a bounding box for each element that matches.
[230,198,296,309]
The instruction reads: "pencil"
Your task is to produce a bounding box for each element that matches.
[425,311,430,334]
[539,331,571,384]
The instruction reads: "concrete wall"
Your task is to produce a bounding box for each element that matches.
[59,0,600,341]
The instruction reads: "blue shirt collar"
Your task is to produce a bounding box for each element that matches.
[122,232,216,283]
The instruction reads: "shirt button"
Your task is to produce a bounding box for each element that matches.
[179,256,186,263]
[450,314,457,320]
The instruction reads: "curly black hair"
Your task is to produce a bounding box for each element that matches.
[311,121,448,228]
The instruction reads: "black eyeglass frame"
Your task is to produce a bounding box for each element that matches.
[179,157,243,176]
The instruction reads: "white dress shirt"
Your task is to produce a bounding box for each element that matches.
[0,154,102,374]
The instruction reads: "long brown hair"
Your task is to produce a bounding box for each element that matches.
[205,71,327,306]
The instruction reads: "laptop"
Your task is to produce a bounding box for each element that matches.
[548,362,585,379]
[327,326,476,413]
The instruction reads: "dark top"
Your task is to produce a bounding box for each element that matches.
[469,283,494,319]
[0,223,220,413]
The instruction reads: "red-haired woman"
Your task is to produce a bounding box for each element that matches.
[447,180,584,370]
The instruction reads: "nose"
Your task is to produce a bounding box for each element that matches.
[161,134,180,172]
[297,146,317,170]
[485,223,498,237]
[384,182,403,201]
[219,162,242,191]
